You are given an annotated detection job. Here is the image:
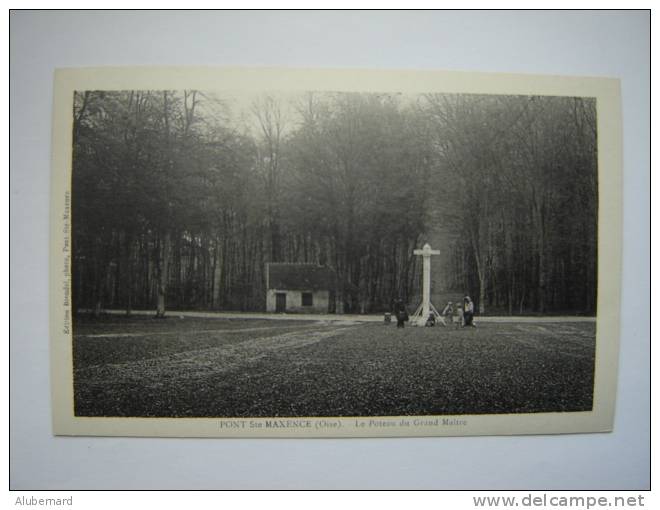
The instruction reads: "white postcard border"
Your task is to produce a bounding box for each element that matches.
[50,66,622,438]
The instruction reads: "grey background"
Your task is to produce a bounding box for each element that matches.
[10,10,650,489]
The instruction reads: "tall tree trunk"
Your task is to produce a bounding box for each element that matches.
[536,206,546,314]
[156,232,171,317]
[469,224,487,315]
[124,231,134,316]
[212,237,222,309]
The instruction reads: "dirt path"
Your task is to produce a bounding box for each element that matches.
[75,322,321,339]
[95,309,596,323]
[76,325,357,385]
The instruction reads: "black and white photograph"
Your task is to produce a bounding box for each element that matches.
[49,67,622,437]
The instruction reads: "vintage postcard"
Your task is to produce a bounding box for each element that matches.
[50,67,622,437]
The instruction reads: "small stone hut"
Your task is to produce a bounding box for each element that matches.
[265,263,339,314]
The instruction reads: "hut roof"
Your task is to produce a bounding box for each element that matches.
[266,263,337,291]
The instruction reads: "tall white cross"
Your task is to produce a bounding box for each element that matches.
[412,243,440,325]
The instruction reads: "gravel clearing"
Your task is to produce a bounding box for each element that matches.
[73,316,596,417]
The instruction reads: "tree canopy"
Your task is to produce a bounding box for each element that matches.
[72,89,597,315]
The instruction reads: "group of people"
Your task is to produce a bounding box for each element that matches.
[437,297,476,328]
[393,296,476,328]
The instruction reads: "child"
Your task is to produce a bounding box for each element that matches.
[441,301,454,327]
[454,303,464,328]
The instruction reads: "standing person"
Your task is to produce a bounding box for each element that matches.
[463,295,476,327]
[394,299,409,329]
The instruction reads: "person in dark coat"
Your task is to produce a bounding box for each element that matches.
[463,295,476,327]
[394,299,409,328]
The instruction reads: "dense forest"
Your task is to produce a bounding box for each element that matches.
[71,89,597,316]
